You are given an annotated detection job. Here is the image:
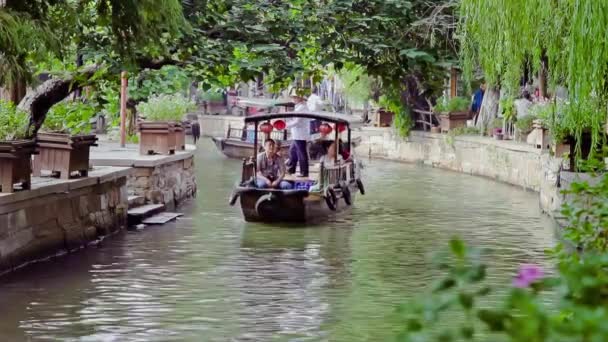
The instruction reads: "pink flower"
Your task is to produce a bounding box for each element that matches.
[513,264,544,288]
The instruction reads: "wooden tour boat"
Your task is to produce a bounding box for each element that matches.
[229,112,365,223]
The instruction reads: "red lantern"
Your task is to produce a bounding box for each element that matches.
[273,120,286,130]
[337,123,347,133]
[319,123,333,135]
[260,122,274,134]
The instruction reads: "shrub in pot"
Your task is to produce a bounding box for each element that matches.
[434,96,471,132]
[34,101,98,179]
[0,101,36,193]
[136,94,195,155]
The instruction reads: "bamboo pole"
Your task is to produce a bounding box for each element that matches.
[120,71,128,147]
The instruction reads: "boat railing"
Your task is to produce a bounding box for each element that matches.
[241,157,255,183]
[319,161,352,188]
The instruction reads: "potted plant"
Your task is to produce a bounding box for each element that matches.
[434,96,471,132]
[491,117,504,140]
[33,101,98,179]
[0,101,36,193]
[514,115,538,142]
[137,93,195,155]
[500,98,516,139]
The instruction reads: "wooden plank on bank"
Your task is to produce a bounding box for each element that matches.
[142,212,183,225]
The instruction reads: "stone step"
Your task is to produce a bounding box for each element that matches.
[142,212,184,225]
[128,195,145,208]
[127,204,165,225]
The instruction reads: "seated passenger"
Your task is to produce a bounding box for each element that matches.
[319,141,343,167]
[257,139,293,189]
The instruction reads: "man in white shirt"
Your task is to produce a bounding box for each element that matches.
[286,93,311,177]
[307,86,324,136]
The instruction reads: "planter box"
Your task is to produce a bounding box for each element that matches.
[375,110,394,127]
[175,122,186,151]
[33,133,98,179]
[139,121,176,155]
[0,140,37,193]
[439,111,470,133]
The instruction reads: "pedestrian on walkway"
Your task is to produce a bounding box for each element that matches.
[191,118,201,144]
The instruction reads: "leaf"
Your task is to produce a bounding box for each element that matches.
[449,238,466,259]
[458,292,474,310]
[433,278,456,293]
[477,309,507,331]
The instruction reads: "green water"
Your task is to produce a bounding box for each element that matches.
[0,140,556,341]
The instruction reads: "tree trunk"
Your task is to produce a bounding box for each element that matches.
[476,86,500,134]
[18,65,99,134]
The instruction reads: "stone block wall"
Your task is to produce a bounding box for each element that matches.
[0,173,128,274]
[127,156,197,210]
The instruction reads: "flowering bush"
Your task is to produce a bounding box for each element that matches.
[136,93,195,122]
[397,174,608,341]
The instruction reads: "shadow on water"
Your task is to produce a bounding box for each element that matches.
[0,139,557,341]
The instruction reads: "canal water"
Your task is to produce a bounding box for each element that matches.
[0,140,556,341]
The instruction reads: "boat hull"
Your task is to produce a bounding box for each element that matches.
[212,137,291,159]
[235,184,358,223]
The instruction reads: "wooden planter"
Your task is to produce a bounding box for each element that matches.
[139,121,176,155]
[439,111,470,133]
[175,122,186,151]
[33,133,98,179]
[0,140,37,193]
[375,109,394,127]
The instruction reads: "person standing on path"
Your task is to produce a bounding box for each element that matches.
[471,82,486,125]
[286,92,311,177]
[191,118,201,144]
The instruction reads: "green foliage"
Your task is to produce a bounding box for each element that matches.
[199,89,224,102]
[490,118,503,130]
[336,63,373,109]
[397,172,608,341]
[459,0,608,159]
[136,93,195,122]
[42,101,95,135]
[0,100,32,140]
[514,115,538,134]
[379,89,412,138]
[501,98,516,123]
[532,102,568,145]
[560,175,608,254]
[129,66,190,101]
[434,96,470,114]
[449,126,480,137]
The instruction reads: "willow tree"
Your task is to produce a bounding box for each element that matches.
[459,0,608,157]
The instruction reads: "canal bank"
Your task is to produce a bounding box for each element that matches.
[0,141,198,275]
[199,115,567,221]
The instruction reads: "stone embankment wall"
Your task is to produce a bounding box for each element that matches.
[128,156,197,210]
[354,128,566,219]
[0,167,130,274]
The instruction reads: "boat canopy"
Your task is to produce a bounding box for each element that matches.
[244,111,364,127]
[236,97,295,108]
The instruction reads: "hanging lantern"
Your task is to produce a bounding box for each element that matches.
[319,123,333,135]
[337,123,347,133]
[260,122,274,134]
[273,120,286,130]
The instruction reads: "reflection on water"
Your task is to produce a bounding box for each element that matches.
[0,140,556,341]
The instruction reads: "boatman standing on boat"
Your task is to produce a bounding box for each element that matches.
[286,91,311,177]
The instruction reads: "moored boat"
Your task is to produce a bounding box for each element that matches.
[229,111,366,223]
